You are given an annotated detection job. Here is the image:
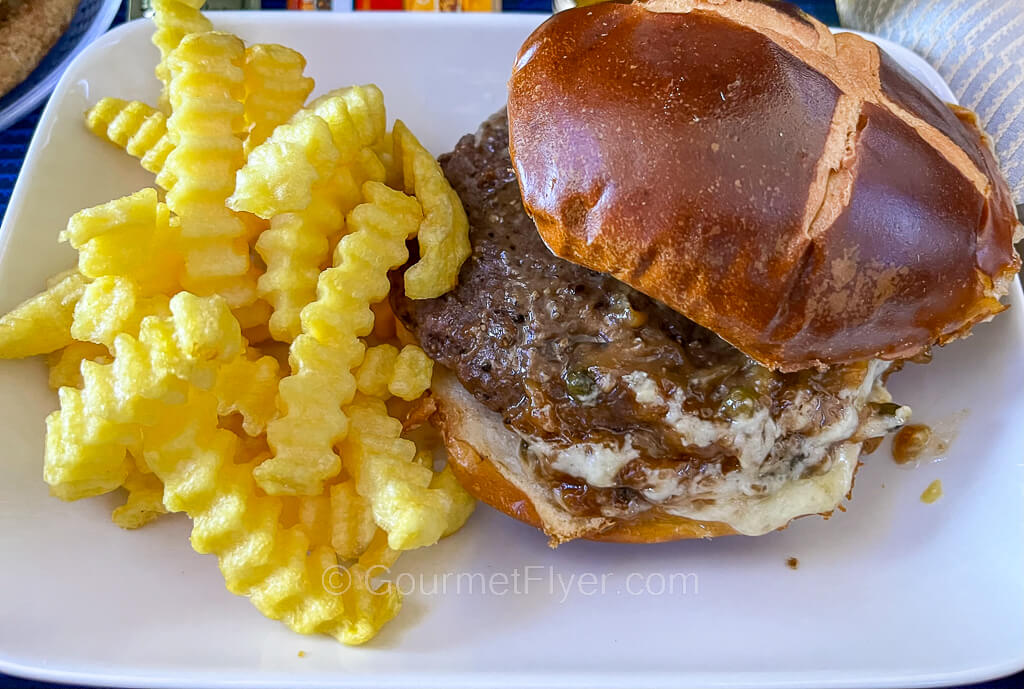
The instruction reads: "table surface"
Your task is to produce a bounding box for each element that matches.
[0,2,1019,688]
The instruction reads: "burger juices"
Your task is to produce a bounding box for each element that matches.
[394,0,1022,544]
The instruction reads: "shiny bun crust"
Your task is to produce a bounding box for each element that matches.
[431,368,738,545]
[507,0,1022,372]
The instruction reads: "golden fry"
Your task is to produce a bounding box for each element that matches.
[151,0,211,110]
[61,188,181,295]
[44,292,242,501]
[354,343,432,402]
[19,9,476,646]
[242,44,315,153]
[143,388,400,644]
[372,130,402,191]
[394,121,471,300]
[85,98,175,177]
[112,466,168,529]
[0,271,86,359]
[280,492,333,549]
[354,344,398,399]
[255,168,353,343]
[329,480,378,560]
[213,350,281,436]
[430,465,476,538]
[71,277,170,349]
[47,341,111,390]
[310,85,386,150]
[45,385,138,502]
[256,182,422,496]
[389,345,433,401]
[229,113,340,219]
[342,396,469,550]
[161,32,255,309]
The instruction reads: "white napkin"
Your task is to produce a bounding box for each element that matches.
[837,0,1024,206]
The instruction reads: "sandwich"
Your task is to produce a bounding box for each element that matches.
[392,0,1023,545]
[0,0,81,100]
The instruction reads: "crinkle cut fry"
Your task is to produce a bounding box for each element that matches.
[309,85,387,149]
[213,349,281,436]
[112,465,168,529]
[256,164,369,343]
[255,182,423,496]
[354,344,433,401]
[85,99,175,178]
[393,121,471,300]
[0,271,86,359]
[152,0,211,110]
[44,292,241,501]
[329,480,379,560]
[230,85,388,221]
[70,277,171,350]
[228,112,341,220]
[255,177,345,343]
[242,43,315,154]
[342,396,473,551]
[143,388,400,644]
[354,344,399,399]
[280,490,333,549]
[48,341,111,390]
[61,188,182,296]
[160,32,256,310]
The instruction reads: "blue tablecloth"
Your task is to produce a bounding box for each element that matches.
[0,2,1019,688]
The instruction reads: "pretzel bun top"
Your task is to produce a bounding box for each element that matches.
[507,0,1022,371]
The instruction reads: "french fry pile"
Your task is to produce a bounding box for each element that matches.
[0,0,474,645]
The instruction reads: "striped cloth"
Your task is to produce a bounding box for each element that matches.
[837,0,1024,205]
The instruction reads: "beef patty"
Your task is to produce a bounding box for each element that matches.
[393,111,907,522]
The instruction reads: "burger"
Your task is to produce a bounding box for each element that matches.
[392,0,1023,545]
[0,0,81,100]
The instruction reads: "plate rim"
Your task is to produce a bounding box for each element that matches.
[0,12,1021,689]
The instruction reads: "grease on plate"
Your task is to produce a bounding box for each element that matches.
[892,424,932,464]
[891,410,967,467]
[920,480,943,504]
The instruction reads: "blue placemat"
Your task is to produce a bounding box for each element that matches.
[0,110,36,221]
[0,2,1018,688]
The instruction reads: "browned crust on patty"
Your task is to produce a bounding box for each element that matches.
[0,0,80,99]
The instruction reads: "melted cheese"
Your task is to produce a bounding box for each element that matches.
[622,371,660,405]
[531,438,861,535]
[524,360,906,536]
[667,442,860,535]
[534,436,640,487]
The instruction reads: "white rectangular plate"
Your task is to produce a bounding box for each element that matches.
[1,12,1022,689]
